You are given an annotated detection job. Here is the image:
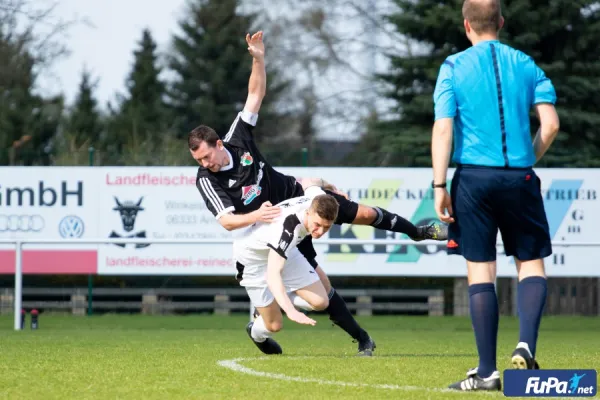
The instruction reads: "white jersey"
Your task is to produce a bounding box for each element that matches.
[233,186,325,286]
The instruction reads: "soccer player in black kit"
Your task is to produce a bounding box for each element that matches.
[190,31,448,356]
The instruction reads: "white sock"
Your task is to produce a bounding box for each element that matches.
[289,292,314,311]
[251,315,272,343]
[516,341,532,357]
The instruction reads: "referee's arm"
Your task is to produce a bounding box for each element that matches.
[431,61,456,223]
[432,62,456,186]
[531,64,560,162]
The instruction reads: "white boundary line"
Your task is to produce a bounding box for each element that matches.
[217,356,501,396]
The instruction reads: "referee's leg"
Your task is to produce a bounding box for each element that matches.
[447,167,501,391]
[512,258,546,369]
[496,170,551,369]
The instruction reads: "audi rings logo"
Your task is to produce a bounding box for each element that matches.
[0,215,45,232]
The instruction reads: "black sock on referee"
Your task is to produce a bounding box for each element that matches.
[370,206,419,238]
[326,288,368,342]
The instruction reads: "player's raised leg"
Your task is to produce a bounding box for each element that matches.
[324,190,448,241]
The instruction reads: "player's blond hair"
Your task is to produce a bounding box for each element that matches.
[310,194,339,222]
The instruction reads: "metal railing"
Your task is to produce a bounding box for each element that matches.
[1,238,598,331]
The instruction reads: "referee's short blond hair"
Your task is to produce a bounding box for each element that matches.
[462,0,502,34]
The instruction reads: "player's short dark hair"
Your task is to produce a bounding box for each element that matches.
[310,194,339,222]
[188,125,219,151]
[462,0,502,34]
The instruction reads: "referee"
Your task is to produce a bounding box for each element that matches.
[431,0,560,391]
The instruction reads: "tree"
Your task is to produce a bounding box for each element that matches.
[101,28,175,166]
[0,39,63,166]
[358,0,600,167]
[66,69,102,141]
[119,29,170,138]
[244,0,406,147]
[0,0,70,165]
[168,0,288,145]
[49,68,102,166]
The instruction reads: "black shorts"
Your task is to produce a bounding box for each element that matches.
[448,165,552,262]
[323,189,359,225]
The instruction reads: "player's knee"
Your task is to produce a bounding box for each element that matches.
[515,258,546,280]
[310,297,329,311]
[265,320,283,333]
[355,205,377,224]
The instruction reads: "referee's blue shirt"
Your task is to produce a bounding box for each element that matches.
[433,40,557,168]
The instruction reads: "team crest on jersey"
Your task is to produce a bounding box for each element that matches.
[242,185,262,205]
[240,152,253,166]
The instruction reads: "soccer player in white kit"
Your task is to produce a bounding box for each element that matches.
[234,186,338,354]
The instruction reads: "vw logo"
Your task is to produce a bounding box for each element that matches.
[0,215,45,232]
[59,215,84,238]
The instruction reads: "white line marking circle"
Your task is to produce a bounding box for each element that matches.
[217,356,499,395]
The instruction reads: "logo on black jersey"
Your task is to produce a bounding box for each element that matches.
[240,152,253,166]
[109,197,149,249]
[241,161,265,206]
[242,185,262,205]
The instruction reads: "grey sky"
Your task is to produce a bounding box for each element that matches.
[38,0,187,108]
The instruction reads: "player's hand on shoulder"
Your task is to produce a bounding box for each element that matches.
[246,31,264,60]
[256,201,281,223]
[331,188,349,200]
[286,309,316,326]
[321,182,349,200]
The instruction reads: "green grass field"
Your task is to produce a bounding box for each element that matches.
[0,314,598,399]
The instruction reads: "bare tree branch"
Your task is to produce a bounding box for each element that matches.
[0,0,84,79]
[242,0,411,140]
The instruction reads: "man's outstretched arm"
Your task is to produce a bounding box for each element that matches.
[218,201,281,231]
[244,31,266,115]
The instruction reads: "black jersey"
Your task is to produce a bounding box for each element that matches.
[196,111,299,219]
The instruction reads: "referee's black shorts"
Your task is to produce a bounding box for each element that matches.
[448,165,552,262]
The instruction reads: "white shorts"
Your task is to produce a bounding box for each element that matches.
[242,250,320,308]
